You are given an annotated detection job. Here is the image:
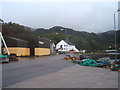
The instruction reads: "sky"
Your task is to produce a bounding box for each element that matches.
[0,0,119,33]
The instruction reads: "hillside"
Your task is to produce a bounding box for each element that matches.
[34,26,119,51]
[2,22,119,51]
[98,30,120,50]
[2,22,37,41]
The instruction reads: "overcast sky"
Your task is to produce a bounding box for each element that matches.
[0,0,119,33]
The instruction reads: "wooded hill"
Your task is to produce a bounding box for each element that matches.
[2,22,120,51]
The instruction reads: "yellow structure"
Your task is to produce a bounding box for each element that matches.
[3,47,30,56]
[3,47,50,56]
[35,48,50,56]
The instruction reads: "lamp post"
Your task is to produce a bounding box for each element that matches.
[65,29,68,41]
[114,10,120,59]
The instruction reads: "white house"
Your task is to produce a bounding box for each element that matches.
[56,40,79,52]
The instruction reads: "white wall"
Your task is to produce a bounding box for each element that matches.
[69,45,79,52]
[56,40,69,51]
[56,40,79,52]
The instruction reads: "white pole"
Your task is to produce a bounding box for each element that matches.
[0,32,10,55]
[0,33,1,55]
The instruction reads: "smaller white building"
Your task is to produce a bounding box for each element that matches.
[56,40,79,52]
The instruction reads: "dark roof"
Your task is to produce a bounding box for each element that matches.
[38,37,51,42]
[65,40,74,45]
[4,37,28,47]
[8,37,28,42]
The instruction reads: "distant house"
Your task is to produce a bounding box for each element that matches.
[56,40,79,52]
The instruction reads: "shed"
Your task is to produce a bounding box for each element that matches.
[4,37,28,47]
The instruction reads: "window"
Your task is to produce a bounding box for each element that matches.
[60,45,62,49]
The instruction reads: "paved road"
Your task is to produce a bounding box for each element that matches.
[2,55,74,87]
[6,64,119,88]
[2,55,119,88]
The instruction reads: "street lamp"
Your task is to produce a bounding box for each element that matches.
[114,9,120,59]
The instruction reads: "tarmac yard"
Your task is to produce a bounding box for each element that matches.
[2,55,119,88]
